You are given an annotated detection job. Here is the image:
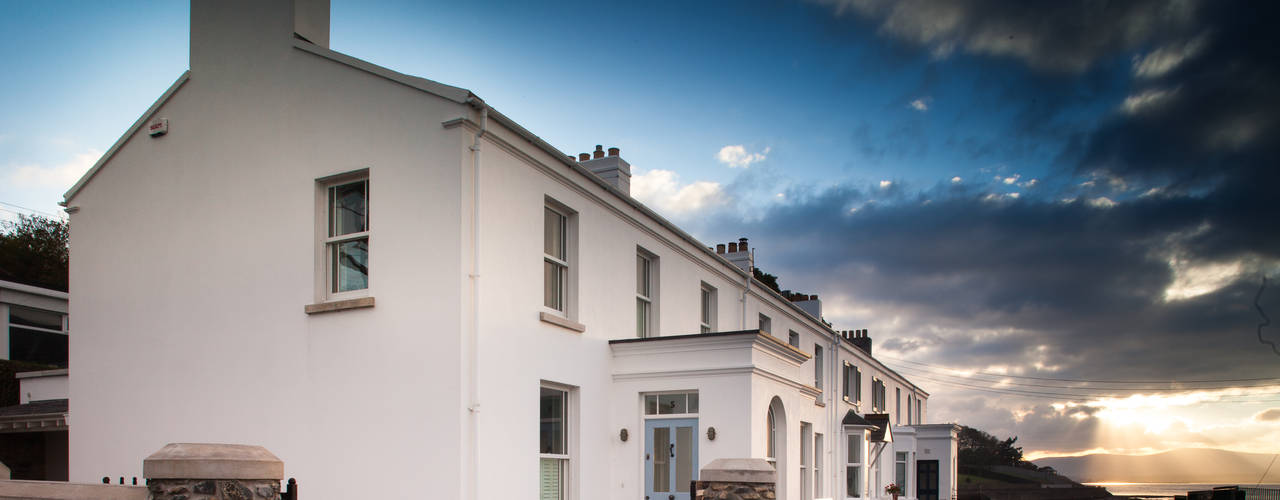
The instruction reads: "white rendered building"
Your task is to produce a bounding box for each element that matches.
[62,1,958,499]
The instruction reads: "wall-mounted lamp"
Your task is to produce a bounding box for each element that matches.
[707,427,717,441]
[620,428,629,442]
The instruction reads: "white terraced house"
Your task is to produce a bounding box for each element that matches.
[62,1,959,499]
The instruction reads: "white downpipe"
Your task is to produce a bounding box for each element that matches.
[741,249,753,330]
[466,98,488,500]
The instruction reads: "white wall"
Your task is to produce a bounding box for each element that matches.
[66,3,948,500]
[68,2,466,497]
[18,370,68,404]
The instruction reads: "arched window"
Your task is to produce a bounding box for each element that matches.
[766,406,776,461]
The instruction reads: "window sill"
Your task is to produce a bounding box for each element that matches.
[539,311,586,333]
[305,297,375,315]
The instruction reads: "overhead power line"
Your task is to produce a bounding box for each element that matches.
[887,364,1280,400]
[0,200,63,219]
[878,354,1280,386]
[882,360,1280,392]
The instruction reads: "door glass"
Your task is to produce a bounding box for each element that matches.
[675,425,694,492]
[653,427,670,492]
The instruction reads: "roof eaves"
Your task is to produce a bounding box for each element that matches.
[63,71,191,204]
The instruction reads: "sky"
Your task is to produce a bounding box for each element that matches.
[2,1,1278,463]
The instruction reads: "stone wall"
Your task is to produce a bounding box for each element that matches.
[695,458,777,500]
[693,480,777,500]
[0,443,283,500]
[146,478,279,500]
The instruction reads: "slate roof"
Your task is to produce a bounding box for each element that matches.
[865,413,892,442]
[0,399,68,418]
[842,410,875,426]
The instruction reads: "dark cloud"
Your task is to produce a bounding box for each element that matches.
[683,0,1280,454]
[817,0,1202,73]
[1075,1,1280,193]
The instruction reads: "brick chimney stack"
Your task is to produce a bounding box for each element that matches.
[715,237,753,272]
[578,145,631,195]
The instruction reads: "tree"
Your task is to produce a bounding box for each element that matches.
[753,267,782,293]
[958,424,1033,469]
[0,214,69,291]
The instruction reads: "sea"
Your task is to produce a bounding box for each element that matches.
[1085,482,1280,499]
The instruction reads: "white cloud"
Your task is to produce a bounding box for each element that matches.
[630,168,727,216]
[1133,33,1209,79]
[879,180,893,189]
[1163,256,1244,302]
[909,98,929,111]
[1087,197,1115,208]
[1002,174,1021,185]
[715,145,770,168]
[1122,87,1179,115]
[951,176,962,183]
[7,149,100,190]
[1021,178,1038,188]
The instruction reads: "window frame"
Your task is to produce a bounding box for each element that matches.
[814,432,824,497]
[814,345,824,391]
[788,330,800,347]
[316,169,371,302]
[766,405,777,465]
[636,247,658,338]
[845,432,863,498]
[539,381,577,500]
[758,313,771,334]
[699,282,716,333]
[896,387,902,424]
[895,451,910,496]
[543,198,578,319]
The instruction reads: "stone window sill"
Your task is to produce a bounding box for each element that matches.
[539,311,586,333]
[305,297,375,315]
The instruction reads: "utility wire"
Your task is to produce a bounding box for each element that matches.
[0,201,62,219]
[878,354,1280,385]
[888,365,1280,401]
[883,360,1280,392]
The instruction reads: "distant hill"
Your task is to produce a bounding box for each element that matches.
[1033,448,1280,483]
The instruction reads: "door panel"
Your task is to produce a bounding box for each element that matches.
[917,460,939,500]
[645,419,698,500]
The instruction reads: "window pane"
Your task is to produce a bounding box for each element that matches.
[767,408,775,458]
[9,306,63,331]
[332,239,369,292]
[544,208,564,259]
[847,434,861,463]
[539,388,565,455]
[636,298,649,337]
[645,395,658,415]
[540,458,564,500]
[653,427,670,492]
[847,466,860,497]
[9,327,69,366]
[687,393,698,414]
[657,393,687,414]
[636,254,649,296]
[896,453,908,489]
[675,425,694,492]
[544,261,564,310]
[700,288,710,323]
[330,180,367,236]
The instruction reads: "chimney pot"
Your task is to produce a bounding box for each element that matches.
[608,147,620,157]
[716,244,726,254]
[728,242,738,253]
[594,145,605,159]
[578,153,590,161]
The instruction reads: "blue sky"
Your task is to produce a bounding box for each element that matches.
[2,1,1278,462]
